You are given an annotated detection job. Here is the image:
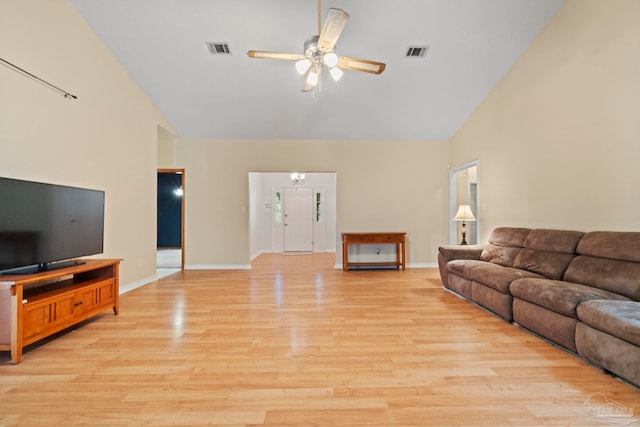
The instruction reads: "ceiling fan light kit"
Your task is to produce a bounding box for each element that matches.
[295,59,311,75]
[329,66,344,82]
[247,4,386,93]
[306,68,320,87]
[323,52,338,68]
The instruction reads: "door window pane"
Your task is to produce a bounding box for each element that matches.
[275,192,282,223]
[315,192,322,222]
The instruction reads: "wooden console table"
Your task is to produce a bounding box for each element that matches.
[342,232,406,271]
[0,259,120,364]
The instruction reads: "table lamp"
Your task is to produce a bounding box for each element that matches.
[453,204,476,245]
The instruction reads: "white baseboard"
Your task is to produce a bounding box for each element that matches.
[185,264,252,270]
[408,262,438,268]
[335,262,438,270]
[120,268,183,294]
[120,275,155,294]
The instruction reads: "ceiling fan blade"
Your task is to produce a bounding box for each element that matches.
[247,50,305,61]
[337,56,386,75]
[317,8,349,52]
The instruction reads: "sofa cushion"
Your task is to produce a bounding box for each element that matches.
[488,227,532,247]
[480,245,522,267]
[470,264,543,294]
[522,229,584,254]
[479,227,530,267]
[577,300,640,347]
[446,259,487,281]
[564,256,640,301]
[509,278,630,318]
[513,249,575,280]
[511,229,583,280]
[577,231,640,262]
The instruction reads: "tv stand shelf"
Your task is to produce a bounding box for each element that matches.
[0,259,120,364]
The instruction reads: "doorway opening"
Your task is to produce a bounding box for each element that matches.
[448,161,479,245]
[157,169,185,269]
[248,172,337,260]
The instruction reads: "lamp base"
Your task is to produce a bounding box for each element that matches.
[460,232,468,245]
[460,223,468,245]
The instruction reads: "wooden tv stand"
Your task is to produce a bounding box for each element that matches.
[0,259,120,364]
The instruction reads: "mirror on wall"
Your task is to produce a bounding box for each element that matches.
[448,161,479,245]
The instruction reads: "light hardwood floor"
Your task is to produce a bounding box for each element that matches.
[1,253,638,426]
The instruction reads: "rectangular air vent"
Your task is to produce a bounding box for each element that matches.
[406,46,429,58]
[206,42,231,55]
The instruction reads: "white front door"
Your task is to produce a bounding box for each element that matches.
[284,187,313,252]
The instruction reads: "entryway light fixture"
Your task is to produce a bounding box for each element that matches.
[453,204,476,245]
[290,172,306,185]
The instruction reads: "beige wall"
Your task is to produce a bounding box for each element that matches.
[176,139,449,267]
[449,0,640,241]
[158,127,179,169]
[0,1,173,285]
[7,0,636,281]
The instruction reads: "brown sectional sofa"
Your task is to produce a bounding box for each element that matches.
[438,227,640,387]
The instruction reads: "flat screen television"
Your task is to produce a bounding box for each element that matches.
[0,177,105,275]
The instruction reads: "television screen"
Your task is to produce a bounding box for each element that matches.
[0,177,105,274]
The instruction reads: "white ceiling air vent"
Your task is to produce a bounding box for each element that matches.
[206,42,231,55]
[406,46,429,58]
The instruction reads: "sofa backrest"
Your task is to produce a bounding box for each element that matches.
[564,231,640,301]
[480,227,531,267]
[512,229,584,280]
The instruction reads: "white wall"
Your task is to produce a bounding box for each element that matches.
[0,1,174,286]
[449,0,640,240]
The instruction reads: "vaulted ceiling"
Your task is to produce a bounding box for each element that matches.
[70,0,564,141]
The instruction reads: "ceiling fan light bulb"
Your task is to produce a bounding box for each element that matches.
[329,67,344,82]
[323,52,338,68]
[306,68,320,87]
[295,59,311,75]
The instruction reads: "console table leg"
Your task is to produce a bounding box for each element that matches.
[342,242,349,271]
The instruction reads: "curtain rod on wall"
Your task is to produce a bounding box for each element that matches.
[0,57,78,99]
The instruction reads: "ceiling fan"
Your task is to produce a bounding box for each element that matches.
[246,1,386,92]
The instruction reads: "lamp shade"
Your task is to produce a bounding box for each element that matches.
[453,205,476,221]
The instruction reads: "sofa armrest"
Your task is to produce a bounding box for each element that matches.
[438,245,485,286]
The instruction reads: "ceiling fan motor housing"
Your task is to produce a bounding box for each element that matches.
[304,35,325,66]
[304,35,320,56]
[304,35,337,69]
